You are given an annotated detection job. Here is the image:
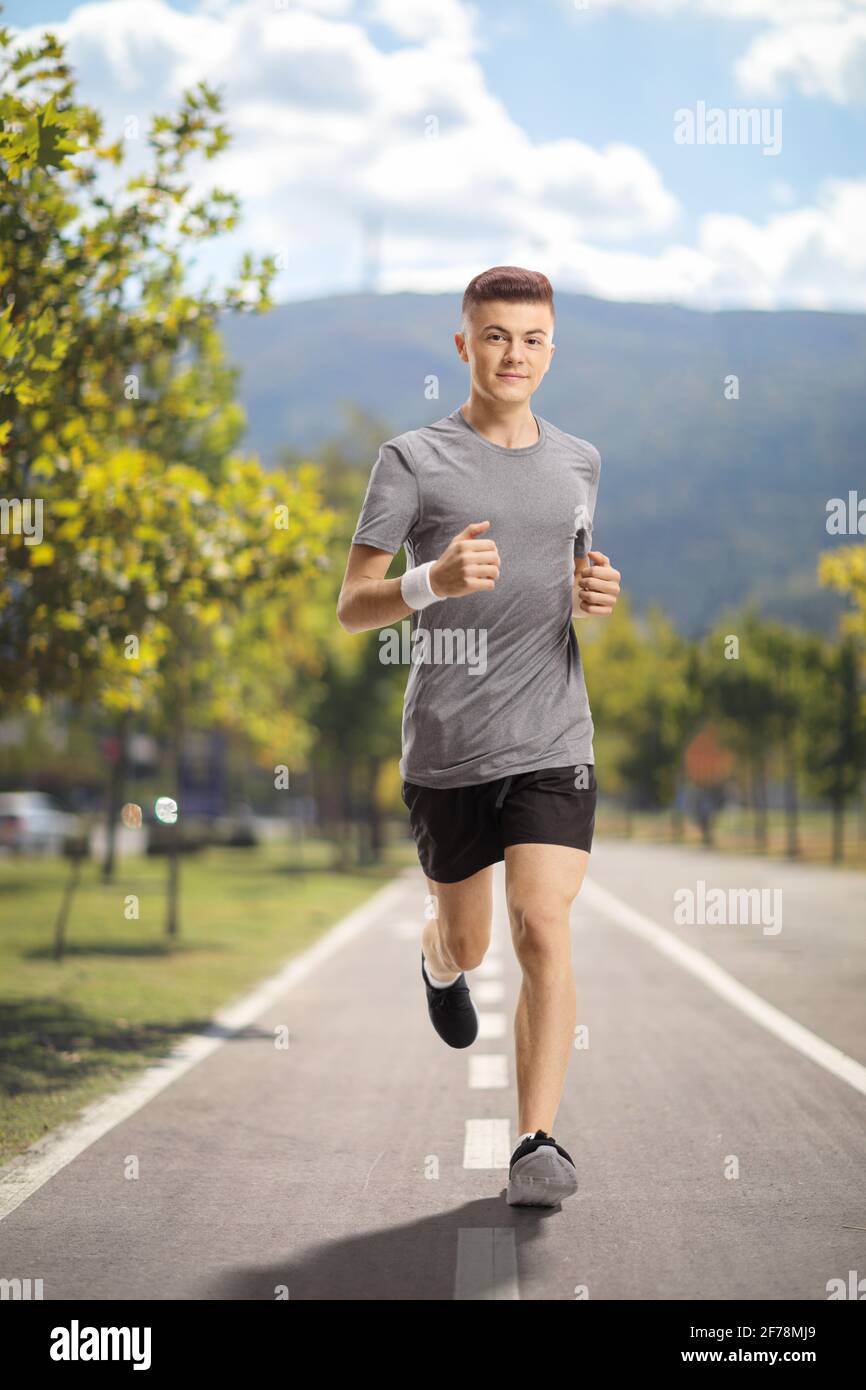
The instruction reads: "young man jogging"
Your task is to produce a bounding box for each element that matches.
[337,266,621,1207]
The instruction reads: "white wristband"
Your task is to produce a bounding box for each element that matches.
[401,560,440,610]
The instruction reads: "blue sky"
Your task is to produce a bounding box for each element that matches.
[5,0,866,309]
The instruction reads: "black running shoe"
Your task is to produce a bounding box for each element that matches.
[421,951,479,1049]
[506,1130,578,1206]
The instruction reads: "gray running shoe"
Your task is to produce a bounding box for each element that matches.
[506,1130,578,1206]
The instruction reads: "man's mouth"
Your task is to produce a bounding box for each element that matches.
[497,373,527,379]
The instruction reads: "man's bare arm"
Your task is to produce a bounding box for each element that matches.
[337,523,501,634]
[336,543,413,633]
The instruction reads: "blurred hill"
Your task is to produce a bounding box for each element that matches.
[220,291,866,634]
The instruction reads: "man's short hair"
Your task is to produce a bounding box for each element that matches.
[461,266,555,332]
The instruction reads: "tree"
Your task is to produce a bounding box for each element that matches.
[703,611,787,853]
[800,636,866,863]
[1,26,333,937]
[582,597,700,829]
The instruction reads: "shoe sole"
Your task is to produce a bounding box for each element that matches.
[506,1148,578,1206]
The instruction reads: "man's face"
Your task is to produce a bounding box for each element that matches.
[455,299,555,404]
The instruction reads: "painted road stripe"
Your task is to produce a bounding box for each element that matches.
[469,1054,509,1089]
[463,1118,511,1168]
[393,919,419,939]
[475,956,503,977]
[582,877,866,1099]
[477,1012,507,1040]
[475,980,505,1004]
[0,877,412,1222]
[455,1228,519,1300]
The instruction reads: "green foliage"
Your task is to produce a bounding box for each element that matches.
[0,24,333,767]
[819,542,866,645]
[583,596,699,807]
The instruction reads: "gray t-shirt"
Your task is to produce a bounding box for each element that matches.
[351,406,601,788]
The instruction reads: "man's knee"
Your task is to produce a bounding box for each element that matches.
[507,898,570,961]
[440,923,488,972]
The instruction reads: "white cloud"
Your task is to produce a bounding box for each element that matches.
[372,175,866,312]
[735,15,866,103]
[12,0,866,310]
[18,3,678,235]
[583,0,866,104]
[365,0,480,48]
[585,0,862,23]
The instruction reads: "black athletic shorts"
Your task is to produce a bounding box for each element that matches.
[400,763,597,884]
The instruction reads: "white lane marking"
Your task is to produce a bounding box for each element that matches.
[455,1228,519,1300]
[469,1054,509,1089]
[463,1118,511,1168]
[393,920,419,939]
[477,1012,507,1040]
[475,980,505,1004]
[475,956,503,977]
[582,877,866,1099]
[0,878,411,1222]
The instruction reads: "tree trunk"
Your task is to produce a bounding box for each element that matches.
[365,758,383,864]
[783,742,800,860]
[53,848,84,962]
[101,709,131,882]
[831,798,844,864]
[335,757,353,872]
[698,799,714,848]
[165,702,183,937]
[751,753,768,854]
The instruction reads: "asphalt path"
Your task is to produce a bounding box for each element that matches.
[1,840,864,1300]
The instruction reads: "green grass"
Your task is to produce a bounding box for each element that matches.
[596,804,866,868]
[0,836,416,1165]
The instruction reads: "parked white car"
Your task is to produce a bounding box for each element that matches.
[0,791,83,856]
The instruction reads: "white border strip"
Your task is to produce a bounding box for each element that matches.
[0,876,409,1221]
[581,877,866,1098]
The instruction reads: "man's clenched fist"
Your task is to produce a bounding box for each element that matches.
[430,521,501,598]
[574,550,621,616]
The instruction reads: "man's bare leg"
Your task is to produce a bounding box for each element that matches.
[421,864,495,978]
[504,843,589,1135]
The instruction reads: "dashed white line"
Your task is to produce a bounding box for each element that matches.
[469,1054,509,1089]
[463,1118,511,1168]
[474,980,505,1004]
[475,956,504,977]
[477,1012,507,1040]
[478,956,505,978]
[455,1228,519,1300]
